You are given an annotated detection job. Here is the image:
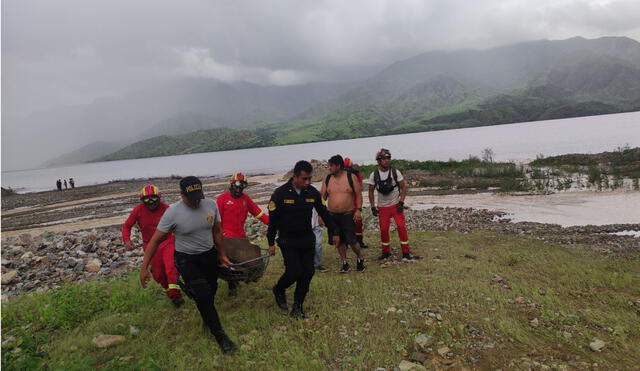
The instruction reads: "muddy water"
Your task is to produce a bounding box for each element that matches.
[410,190,640,227]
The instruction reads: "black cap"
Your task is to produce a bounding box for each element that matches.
[180,176,204,201]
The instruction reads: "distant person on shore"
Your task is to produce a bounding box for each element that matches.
[310,184,328,272]
[344,157,369,249]
[56,179,62,191]
[267,160,338,318]
[216,172,269,297]
[122,184,183,306]
[140,176,237,354]
[69,178,75,189]
[63,179,68,189]
[321,155,365,273]
[367,148,417,260]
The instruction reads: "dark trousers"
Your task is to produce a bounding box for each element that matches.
[174,249,224,335]
[274,236,316,304]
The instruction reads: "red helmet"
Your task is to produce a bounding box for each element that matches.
[344,157,352,168]
[230,172,248,187]
[139,184,160,199]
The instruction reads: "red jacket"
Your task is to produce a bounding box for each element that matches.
[122,202,170,249]
[216,191,269,238]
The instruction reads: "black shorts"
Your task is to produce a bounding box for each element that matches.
[327,211,357,246]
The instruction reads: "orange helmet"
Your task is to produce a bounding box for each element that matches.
[139,184,160,199]
[230,172,248,187]
[344,157,352,168]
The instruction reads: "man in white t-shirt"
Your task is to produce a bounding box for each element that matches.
[366,148,416,260]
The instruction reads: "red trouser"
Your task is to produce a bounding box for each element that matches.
[146,235,182,299]
[378,204,410,254]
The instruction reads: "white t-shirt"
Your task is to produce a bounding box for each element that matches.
[310,184,321,229]
[366,168,404,207]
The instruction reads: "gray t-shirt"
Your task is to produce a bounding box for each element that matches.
[157,198,221,254]
[366,168,404,207]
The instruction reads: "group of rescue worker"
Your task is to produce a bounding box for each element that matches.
[125,148,415,354]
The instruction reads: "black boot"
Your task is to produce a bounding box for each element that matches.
[213,330,237,354]
[358,236,369,249]
[272,286,288,311]
[289,302,309,319]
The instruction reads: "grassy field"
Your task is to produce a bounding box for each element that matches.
[2,232,639,370]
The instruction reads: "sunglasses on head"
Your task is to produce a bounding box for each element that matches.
[377,154,391,160]
[142,196,159,204]
[232,181,247,188]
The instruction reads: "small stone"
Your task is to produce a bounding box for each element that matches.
[240,344,252,351]
[19,233,33,246]
[85,258,102,272]
[386,307,397,314]
[97,241,109,248]
[563,331,572,338]
[1,335,17,348]
[514,296,526,304]
[2,270,18,285]
[589,339,606,352]
[414,334,433,349]
[20,252,34,261]
[436,314,443,321]
[437,346,450,357]
[129,325,140,335]
[398,360,427,371]
[530,318,539,327]
[92,334,125,348]
[67,258,77,267]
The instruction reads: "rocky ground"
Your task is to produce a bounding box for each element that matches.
[2,169,638,299]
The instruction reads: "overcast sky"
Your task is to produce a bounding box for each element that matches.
[3,0,640,119]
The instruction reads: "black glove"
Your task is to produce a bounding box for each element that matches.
[371,207,379,217]
[396,201,404,213]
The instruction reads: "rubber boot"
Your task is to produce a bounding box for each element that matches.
[213,330,237,354]
[272,286,288,311]
[290,302,309,319]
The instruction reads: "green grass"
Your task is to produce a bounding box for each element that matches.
[3,232,639,370]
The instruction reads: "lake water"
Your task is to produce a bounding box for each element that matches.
[3,112,639,193]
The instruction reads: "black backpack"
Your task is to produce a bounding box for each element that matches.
[373,167,398,195]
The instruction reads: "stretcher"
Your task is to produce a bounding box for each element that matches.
[218,237,270,283]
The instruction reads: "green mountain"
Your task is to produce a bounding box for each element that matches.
[97,36,640,162]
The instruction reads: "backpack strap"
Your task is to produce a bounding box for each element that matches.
[346,169,355,193]
[326,171,356,194]
[391,167,398,184]
[324,174,332,188]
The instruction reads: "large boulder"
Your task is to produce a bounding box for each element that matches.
[281,159,330,182]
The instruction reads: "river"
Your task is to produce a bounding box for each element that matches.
[2,111,639,193]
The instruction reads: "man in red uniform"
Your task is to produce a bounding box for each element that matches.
[344,157,369,249]
[122,184,183,306]
[216,172,269,296]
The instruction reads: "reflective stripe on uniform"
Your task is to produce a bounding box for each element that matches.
[168,284,181,291]
[381,242,390,246]
[400,241,409,244]
[256,211,265,218]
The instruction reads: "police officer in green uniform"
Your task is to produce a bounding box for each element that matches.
[267,160,339,319]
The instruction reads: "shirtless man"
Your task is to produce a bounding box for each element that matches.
[321,155,365,273]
